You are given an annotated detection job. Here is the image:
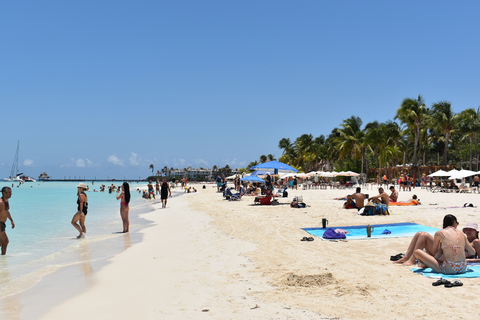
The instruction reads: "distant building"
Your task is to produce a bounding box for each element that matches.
[168,167,240,181]
[38,172,50,180]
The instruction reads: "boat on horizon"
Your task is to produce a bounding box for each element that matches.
[3,141,35,182]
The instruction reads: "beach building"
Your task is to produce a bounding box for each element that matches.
[168,167,241,181]
[38,172,50,180]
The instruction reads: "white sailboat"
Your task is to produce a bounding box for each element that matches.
[4,141,35,182]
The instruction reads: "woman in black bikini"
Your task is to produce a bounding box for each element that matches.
[161,178,171,208]
[116,182,130,233]
[71,183,88,238]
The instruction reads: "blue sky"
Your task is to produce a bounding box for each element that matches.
[2,1,480,179]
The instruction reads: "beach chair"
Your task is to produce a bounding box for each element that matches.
[254,191,273,205]
[229,187,245,200]
[276,187,288,197]
[458,184,473,193]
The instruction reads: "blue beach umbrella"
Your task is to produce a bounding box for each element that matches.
[250,161,298,175]
[251,170,273,176]
[240,175,265,183]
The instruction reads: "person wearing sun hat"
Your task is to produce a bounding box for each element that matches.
[463,222,480,261]
[71,183,89,238]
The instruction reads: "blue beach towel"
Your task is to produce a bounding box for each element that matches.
[411,264,480,279]
[303,222,438,240]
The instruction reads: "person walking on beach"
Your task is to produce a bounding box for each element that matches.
[265,173,272,191]
[116,182,130,233]
[0,187,15,255]
[71,183,88,239]
[161,178,172,208]
[216,175,222,192]
[155,179,160,196]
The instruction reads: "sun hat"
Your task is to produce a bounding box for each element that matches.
[463,222,479,232]
[77,183,87,189]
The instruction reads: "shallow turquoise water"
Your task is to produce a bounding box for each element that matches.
[0,181,152,300]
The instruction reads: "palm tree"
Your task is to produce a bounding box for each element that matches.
[149,164,154,174]
[364,121,383,177]
[246,160,258,172]
[335,115,364,163]
[259,155,267,163]
[431,101,457,165]
[295,134,315,172]
[458,108,479,170]
[162,166,169,177]
[395,95,428,175]
[267,154,276,161]
[278,138,293,164]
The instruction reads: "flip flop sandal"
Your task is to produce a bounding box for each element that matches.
[306,237,314,241]
[301,237,308,241]
[432,278,451,286]
[390,253,404,261]
[445,280,463,288]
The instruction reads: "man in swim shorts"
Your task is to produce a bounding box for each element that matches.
[369,188,390,207]
[148,180,155,199]
[389,186,398,202]
[0,187,15,255]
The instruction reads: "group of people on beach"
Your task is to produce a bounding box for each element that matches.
[71,182,133,239]
[396,214,479,275]
[0,179,172,254]
[337,186,419,210]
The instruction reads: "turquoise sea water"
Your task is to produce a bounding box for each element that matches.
[0,181,154,302]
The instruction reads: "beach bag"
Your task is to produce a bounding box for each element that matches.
[376,204,390,215]
[290,202,306,208]
[323,228,346,240]
[362,205,376,216]
[283,191,288,197]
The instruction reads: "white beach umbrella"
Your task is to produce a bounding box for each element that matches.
[338,170,360,177]
[448,169,477,180]
[319,171,336,177]
[278,173,297,179]
[428,170,449,177]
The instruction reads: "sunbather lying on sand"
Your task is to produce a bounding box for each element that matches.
[395,214,475,275]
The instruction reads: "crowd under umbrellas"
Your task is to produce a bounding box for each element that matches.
[427,168,480,191]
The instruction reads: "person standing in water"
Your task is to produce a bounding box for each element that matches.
[161,178,172,208]
[0,187,15,255]
[71,183,88,238]
[116,182,130,233]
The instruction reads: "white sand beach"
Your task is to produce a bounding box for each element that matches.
[17,184,480,319]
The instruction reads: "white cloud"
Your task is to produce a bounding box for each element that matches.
[24,159,34,166]
[192,158,209,167]
[76,159,86,167]
[173,158,186,167]
[108,155,124,166]
[129,152,140,166]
